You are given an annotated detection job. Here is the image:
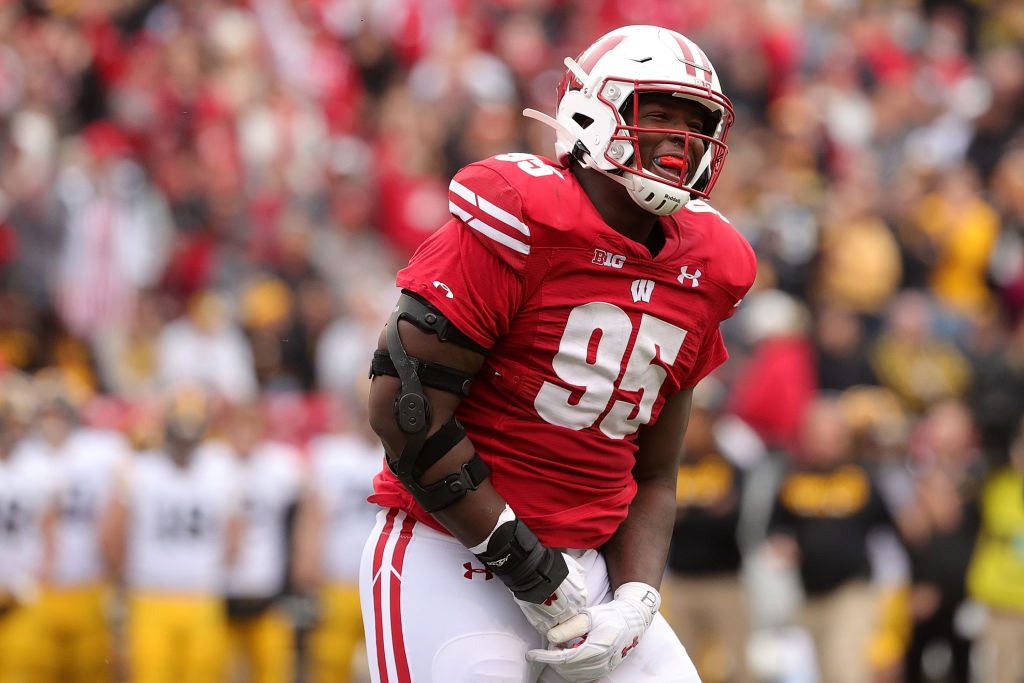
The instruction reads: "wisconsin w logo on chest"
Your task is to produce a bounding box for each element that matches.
[630,279,655,303]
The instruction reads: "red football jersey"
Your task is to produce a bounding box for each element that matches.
[370,153,756,549]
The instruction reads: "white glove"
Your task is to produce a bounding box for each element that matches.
[514,552,588,637]
[526,582,661,682]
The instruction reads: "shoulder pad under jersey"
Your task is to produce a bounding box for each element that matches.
[447,154,574,270]
[679,200,757,317]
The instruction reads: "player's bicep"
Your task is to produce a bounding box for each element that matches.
[398,218,525,349]
[367,313,486,462]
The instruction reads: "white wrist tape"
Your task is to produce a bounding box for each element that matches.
[468,503,517,554]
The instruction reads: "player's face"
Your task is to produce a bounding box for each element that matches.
[37,405,73,447]
[629,94,708,185]
[227,407,263,455]
[164,414,206,464]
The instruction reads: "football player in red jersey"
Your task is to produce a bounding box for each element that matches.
[361,24,756,683]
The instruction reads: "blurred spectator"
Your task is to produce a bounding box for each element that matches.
[812,304,879,392]
[239,274,303,392]
[293,389,380,683]
[0,289,45,371]
[221,401,306,683]
[286,277,336,390]
[238,274,338,393]
[2,105,66,309]
[0,369,59,683]
[370,82,452,257]
[763,394,901,683]
[726,289,817,451]
[965,314,1024,463]
[31,369,131,683]
[91,289,169,398]
[966,45,1024,182]
[909,165,1000,322]
[155,289,258,403]
[100,384,243,683]
[897,398,984,683]
[965,417,1024,682]
[838,385,915,515]
[54,121,173,340]
[315,283,394,396]
[839,385,916,682]
[663,380,754,683]
[987,146,1024,322]
[813,169,903,316]
[870,290,972,414]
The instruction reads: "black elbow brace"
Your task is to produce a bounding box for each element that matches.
[371,292,490,513]
[473,517,569,604]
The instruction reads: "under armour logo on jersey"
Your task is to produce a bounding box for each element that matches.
[631,279,655,303]
[543,593,558,606]
[593,249,626,268]
[463,562,493,581]
[432,281,454,298]
[678,266,701,288]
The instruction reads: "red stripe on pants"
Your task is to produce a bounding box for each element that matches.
[388,516,416,683]
[372,508,399,681]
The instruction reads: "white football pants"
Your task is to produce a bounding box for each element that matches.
[359,507,702,683]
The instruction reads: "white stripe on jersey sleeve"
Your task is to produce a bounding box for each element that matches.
[476,195,529,236]
[448,178,476,205]
[449,179,531,254]
[449,202,530,255]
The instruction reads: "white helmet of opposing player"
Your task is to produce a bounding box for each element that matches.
[525,25,734,216]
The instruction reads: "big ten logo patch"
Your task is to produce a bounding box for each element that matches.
[593,249,626,268]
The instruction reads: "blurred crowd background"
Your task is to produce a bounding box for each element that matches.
[1,0,1023,681]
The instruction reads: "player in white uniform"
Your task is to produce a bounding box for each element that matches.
[30,390,131,683]
[294,399,383,683]
[222,401,306,683]
[0,372,60,682]
[100,386,243,683]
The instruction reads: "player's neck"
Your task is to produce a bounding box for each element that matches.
[573,164,659,246]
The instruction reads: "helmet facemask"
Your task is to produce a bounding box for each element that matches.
[524,25,735,216]
[601,82,731,214]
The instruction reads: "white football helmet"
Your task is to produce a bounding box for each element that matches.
[525,25,734,215]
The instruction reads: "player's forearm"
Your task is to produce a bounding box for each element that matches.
[99,502,127,578]
[290,493,325,589]
[370,364,507,547]
[414,438,508,547]
[601,477,677,590]
[39,507,58,583]
[225,513,244,565]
